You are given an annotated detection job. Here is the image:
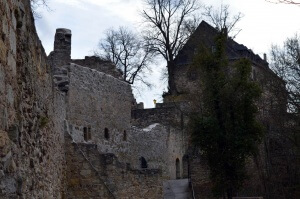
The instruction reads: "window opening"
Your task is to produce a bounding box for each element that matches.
[104,128,109,139]
[87,127,91,140]
[140,157,148,169]
[123,130,127,141]
[83,127,88,141]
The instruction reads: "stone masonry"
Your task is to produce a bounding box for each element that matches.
[1,1,295,199]
[0,0,66,198]
[47,25,187,198]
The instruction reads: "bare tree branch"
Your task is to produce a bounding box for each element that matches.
[141,0,202,94]
[95,27,155,87]
[270,33,300,113]
[30,0,50,18]
[202,4,244,38]
[265,0,300,5]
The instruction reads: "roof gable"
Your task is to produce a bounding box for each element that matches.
[174,20,268,68]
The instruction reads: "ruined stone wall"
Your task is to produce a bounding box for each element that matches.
[64,62,186,180]
[172,63,202,97]
[189,153,213,198]
[129,124,186,179]
[66,63,134,161]
[0,0,66,197]
[131,105,191,180]
[64,130,163,199]
[48,28,72,70]
[72,56,123,79]
[131,103,185,128]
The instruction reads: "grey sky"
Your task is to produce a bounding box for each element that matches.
[35,0,300,108]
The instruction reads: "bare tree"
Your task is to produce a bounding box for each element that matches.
[265,0,300,4]
[202,4,243,38]
[270,33,300,113]
[260,33,300,198]
[141,0,201,95]
[96,27,154,87]
[30,0,50,18]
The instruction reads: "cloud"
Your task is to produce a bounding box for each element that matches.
[35,0,135,57]
[35,0,300,108]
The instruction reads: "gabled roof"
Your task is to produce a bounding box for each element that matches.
[174,20,268,68]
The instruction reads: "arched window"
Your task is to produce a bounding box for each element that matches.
[176,158,180,179]
[104,128,109,139]
[140,157,148,169]
[123,130,127,141]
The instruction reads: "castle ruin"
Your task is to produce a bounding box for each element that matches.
[0,0,298,199]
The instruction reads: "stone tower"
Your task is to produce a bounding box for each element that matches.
[49,28,72,68]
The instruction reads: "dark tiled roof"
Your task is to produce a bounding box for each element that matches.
[174,20,268,68]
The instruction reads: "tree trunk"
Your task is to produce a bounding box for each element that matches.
[167,60,178,95]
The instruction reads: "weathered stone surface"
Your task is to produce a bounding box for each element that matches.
[0,0,66,198]
[0,177,17,194]
[72,56,123,79]
[48,28,72,68]
[64,133,163,199]
[0,130,11,157]
[1,0,292,198]
[7,124,18,143]
[66,63,134,152]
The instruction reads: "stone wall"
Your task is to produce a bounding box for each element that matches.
[64,62,187,180]
[189,153,213,199]
[48,28,72,69]
[66,63,134,160]
[0,0,66,198]
[131,102,187,128]
[72,56,122,79]
[64,126,163,199]
[131,105,191,179]
[129,125,185,179]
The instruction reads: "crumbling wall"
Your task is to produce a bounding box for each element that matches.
[131,105,190,179]
[64,130,163,199]
[48,28,72,69]
[66,63,134,160]
[129,124,186,179]
[189,153,213,198]
[0,0,66,197]
[72,56,123,79]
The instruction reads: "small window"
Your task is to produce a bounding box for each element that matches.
[83,127,88,141]
[84,127,91,141]
[140,157,148,169]
[88,127,91,140]
[104,128,109,139]
[123,130,127,141]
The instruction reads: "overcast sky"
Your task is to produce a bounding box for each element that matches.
[35,0,300,108]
